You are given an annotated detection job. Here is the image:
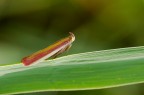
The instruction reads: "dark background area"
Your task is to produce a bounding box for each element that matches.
[0,0,144,95]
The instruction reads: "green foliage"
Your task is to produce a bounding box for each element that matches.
[1,46,144,94]
[0,0,144,94]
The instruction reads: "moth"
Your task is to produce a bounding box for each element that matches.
[22,32,75,66]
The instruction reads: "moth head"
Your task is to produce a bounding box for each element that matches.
[69,32,75,42]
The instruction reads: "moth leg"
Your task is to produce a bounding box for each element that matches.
[51,49,63,59]
[51,44,72,59]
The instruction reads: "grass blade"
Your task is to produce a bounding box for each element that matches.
[1,46,144,94]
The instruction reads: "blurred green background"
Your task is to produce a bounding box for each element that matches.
[0,0,144,95]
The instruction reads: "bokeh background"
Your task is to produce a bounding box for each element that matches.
[0,0,144,95]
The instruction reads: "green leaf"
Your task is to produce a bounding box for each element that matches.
[1,46,144,94]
